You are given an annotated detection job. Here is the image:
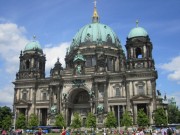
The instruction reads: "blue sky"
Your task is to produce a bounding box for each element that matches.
[0,0,180,108]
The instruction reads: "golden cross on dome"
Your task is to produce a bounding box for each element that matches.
[93,0,97,8]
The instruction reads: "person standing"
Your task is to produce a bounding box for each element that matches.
[167,127,172,135]
[61,128,66,135]
[37,128,42,135]
[2,129,7,135]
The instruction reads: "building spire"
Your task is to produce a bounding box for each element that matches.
[92,0,99,23]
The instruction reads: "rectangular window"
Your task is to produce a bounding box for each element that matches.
[138,85,144,94]
[116,87,120,96]
[107,57,113,71]
[92,56,96,66]
[85,57,92,67]
[98,84,104,98]
[42,93,47,100]
[22,93,27,100]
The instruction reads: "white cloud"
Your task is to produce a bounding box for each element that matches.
[159,56,180,83]
[0,23,28,74]
[44,42,70,74]
[0,84,14,108]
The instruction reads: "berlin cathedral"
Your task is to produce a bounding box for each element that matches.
[13,2,167,127]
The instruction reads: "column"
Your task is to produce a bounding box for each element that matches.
[57,86,60,113]
[126,82,130,111]
[37,109,40,125]
[95,83,98,114]
[151,79,157,110]
[108,105,111,112]
[148,104,153,124]
[48,86,51,114]
[122,105,125,113]
[104,83,108,113]
[132,81,135,96]
[14,88,17,103]
[146,81,149,95]
[25,108,28,126]
[133,104,137,124]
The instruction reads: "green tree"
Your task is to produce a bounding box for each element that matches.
[55,113,65,128]
[168,105,180,124]
[71,112,81,129]
[104,111,117,128]
[86,112,96,128]
[16,113,26,129]
[121,110,132,130]
[0,106,12,129]
[154,107,167,126]
[2,115,12,130]
[28,113,38,128]
[137,109,149,128]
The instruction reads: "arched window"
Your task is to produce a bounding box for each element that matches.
[26,59,30,69]
[136,47,142,58]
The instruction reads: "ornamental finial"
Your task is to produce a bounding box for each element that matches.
[136,20,139,27]
[92,0,99,23]
[33,35,36,40]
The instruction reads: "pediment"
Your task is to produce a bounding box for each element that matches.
[15,99,31,105]
[131,94,151,100]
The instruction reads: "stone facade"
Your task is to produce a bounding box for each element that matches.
[13,6,167,127]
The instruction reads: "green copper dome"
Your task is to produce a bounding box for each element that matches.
[70,22,121,50]
[128,27,148,38]
[24,40,42,53]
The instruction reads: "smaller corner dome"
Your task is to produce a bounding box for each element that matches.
[128,27,148,39]
[24,40,42,53]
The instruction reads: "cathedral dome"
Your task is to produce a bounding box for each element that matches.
[24,39,43,54]
[128,21,148,38]
[70,22,121,50]
[69,5,121,51]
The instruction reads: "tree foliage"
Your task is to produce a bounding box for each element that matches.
[16,113,26,129]
[168,105,180,124]
[55,113,65,128]
[71,112,81,129]
[28,113,38,128]
[137,109,149,128]
[154,107,167,126]
[2,115,12,130]
[104,111,117,128]
[0,106,12,130]
[121,110,132,129]
[86,112,96,128]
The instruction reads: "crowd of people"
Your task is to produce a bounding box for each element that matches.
[0,127,180,135]
[59,127,180,135]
